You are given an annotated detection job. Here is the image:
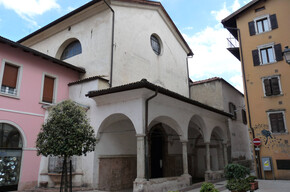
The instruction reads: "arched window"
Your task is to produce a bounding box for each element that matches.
[0,123,22,148]
[60,40,82,60]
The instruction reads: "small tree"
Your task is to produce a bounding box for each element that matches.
[36,100,97,192]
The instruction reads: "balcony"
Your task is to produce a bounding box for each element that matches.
[227,36,240,60]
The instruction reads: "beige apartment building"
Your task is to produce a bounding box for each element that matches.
[222,0,290,179]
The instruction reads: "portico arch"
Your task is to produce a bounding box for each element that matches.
[187,115,206,183]
[210,126,227,171]
[95,113,137,191]
[148,116,184,179]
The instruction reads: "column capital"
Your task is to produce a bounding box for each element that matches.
[180,140,188,144]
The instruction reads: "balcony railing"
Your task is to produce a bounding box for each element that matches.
[227,36,239,48]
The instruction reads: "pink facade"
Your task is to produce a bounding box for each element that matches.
[0,38,81,191]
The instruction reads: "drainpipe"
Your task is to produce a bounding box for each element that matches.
[145,89,158,181]
[103,0,115,87]
[186,55,193,98]
[224,26,261,178]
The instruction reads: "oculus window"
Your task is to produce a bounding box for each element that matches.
[150,34,161,55]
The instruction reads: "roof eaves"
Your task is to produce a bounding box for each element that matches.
[68,75,109,86]
[0,36,86,73]
[86,79,232,117]
[221,0,260,27]
[17,0,103,43]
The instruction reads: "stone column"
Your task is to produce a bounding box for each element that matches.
[205,142,211,172]
[136,134,146,180]
[223,143,228,167]
[181,140,189,175]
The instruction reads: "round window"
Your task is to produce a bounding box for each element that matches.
[150,34,161,55]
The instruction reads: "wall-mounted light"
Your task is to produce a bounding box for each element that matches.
[283,46,290,64]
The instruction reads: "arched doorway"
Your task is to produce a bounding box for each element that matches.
[0,123,23,191]
[149,123,183,178]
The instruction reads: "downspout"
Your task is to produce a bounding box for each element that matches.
[145,89,158,181]
[224,26,261,178]
[103,0,115,87]
[187,55,193,98]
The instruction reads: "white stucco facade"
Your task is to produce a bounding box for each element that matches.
[18,0,251,191]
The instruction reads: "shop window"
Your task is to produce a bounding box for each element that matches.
[277,160,290,170]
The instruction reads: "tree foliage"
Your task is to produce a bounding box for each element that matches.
[36,100,97,157]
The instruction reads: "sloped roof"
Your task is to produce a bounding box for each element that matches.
[190,77,244,96]
[0,36,85,73]
[221,0,261,38]
[86,79,233,117]
[68,75,109,86]
[17,0,193,56]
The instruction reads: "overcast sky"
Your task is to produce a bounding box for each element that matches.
[0,0,251,93]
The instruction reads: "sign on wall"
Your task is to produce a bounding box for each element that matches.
[262,157,272,171]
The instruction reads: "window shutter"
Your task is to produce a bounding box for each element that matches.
[274,44,283,61]
[263,79,272,96]
[42,76,54,103]
[271,77,280,95]
[252,49,260,66]
[270,14,278,30]
[248,21,256,36]
[277,113,285,133]
[269,113,278,133]
[2,64,18,88]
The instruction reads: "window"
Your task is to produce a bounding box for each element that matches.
[252,43,283,66]
[60,40,82,60]
[248,14,278,35]
[242,109,247,125]
[150,34,162,55]
[262,76,282,96]
[229,102,237,120]
[0,62,21,96]
[48,156,76,173]
[277,160,290,170]
[41,74,57,104]
[267,111,286,133]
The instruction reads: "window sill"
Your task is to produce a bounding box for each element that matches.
[263,94,284,98]
[259,61,278,66]
[254,29,272,36]
[271,132,288,136]
[39,101,55,108]
[0,92,20,99]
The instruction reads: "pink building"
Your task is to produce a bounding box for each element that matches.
[0,36,84,191]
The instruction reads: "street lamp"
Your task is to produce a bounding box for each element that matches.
[283,46,290,64]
